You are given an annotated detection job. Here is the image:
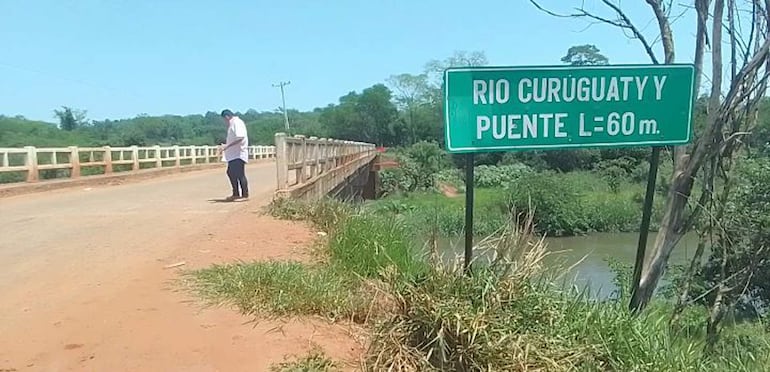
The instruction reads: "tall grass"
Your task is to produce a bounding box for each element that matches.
[363,210,770,371]
[188,197,425,323]
[267,197,352,234]
[186,261,367,321]
[188,197,770,372]
[328,213,426,280]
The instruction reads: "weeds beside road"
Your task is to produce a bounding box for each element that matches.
[185,197,770,371]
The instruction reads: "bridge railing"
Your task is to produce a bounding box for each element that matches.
[274,133,376,192]
[0,145,276,184]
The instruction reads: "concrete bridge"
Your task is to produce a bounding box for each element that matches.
[0,133,379,200]
[0,134,378,371]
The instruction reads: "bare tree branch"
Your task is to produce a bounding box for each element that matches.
[729,0,739,79]
[646,0,676,62]
[528,0,661,64]
[527,0,575,18]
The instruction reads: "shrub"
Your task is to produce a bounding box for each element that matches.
[379,141,452,195]
[542,149,601,171]
[471,164,531,188]
[507,172,586,236]
[501,151,549,170]
[693,157,770,317]
[379,166,415,196]
[579,192,639,233]
[434,168,463,190]
[402,140,451,172]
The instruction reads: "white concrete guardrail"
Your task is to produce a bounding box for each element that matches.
[0,145,276,183]
[274,132,377,199]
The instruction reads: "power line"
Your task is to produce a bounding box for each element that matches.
[272,81,291,133]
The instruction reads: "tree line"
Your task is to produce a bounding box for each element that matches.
[0,51,478,149]
[4,47,769,173]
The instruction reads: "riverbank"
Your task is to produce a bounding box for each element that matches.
[369,182,654,237]
[184,197,769,371]
[378,152,668,237]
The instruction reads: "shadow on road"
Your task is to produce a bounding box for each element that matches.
[207,198,244,203]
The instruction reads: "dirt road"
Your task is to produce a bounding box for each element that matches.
[0,162,360,371]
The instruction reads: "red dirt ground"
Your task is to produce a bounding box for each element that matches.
[0,163,362,371]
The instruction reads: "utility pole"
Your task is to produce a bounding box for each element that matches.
[272,81,291,133]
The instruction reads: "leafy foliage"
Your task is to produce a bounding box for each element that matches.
[690,157,770,317]
[320,84,400,146]
[53,106,88,131]
[379,141,452,195]
[507,172,586,236]
[471,164,531,188]
[561,44,610,66]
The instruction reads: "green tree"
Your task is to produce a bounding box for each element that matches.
[560,44,609,66]
[320,84,400,146]
[424,50,489,86]
[54,106,88,131]
[387,73,439,145]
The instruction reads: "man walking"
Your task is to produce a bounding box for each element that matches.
[219,109,249,201]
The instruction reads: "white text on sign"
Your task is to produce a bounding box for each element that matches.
[472,74,669,140]
[472,76,668,104]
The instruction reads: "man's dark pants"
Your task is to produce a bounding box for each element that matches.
[226,159,249,198]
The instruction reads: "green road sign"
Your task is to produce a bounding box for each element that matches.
[443,64,695,153]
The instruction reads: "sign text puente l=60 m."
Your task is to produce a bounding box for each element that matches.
[443,64,695,153]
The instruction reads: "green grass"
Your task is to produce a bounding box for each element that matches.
[186,261,368,321]
[187,196,770,372]
[187,198,426,322]
[366,188,508,237]
[267,197,353,235]
[367,171,654,237]
[365,262,770,371]
[328,212,427,280]
[270,346,340,372]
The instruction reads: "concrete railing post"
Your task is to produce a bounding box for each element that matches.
[275,133,288,190]
[319,138,327,173]
[103,146,113,174]
[296,135,307,184]
[69,146,81,178]
[309,136,318,178]
[132,146,140,171]
[25,146,38,182]
[191,146,197,165]
[153,145,161,168]
[174,145,180,168]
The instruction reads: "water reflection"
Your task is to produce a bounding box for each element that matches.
[435,232,703,299]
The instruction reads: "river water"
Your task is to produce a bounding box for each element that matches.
[438,232,703,298]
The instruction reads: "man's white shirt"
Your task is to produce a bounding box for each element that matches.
[223,116,249,162]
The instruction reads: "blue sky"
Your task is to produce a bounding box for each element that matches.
[0,0,701,122]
